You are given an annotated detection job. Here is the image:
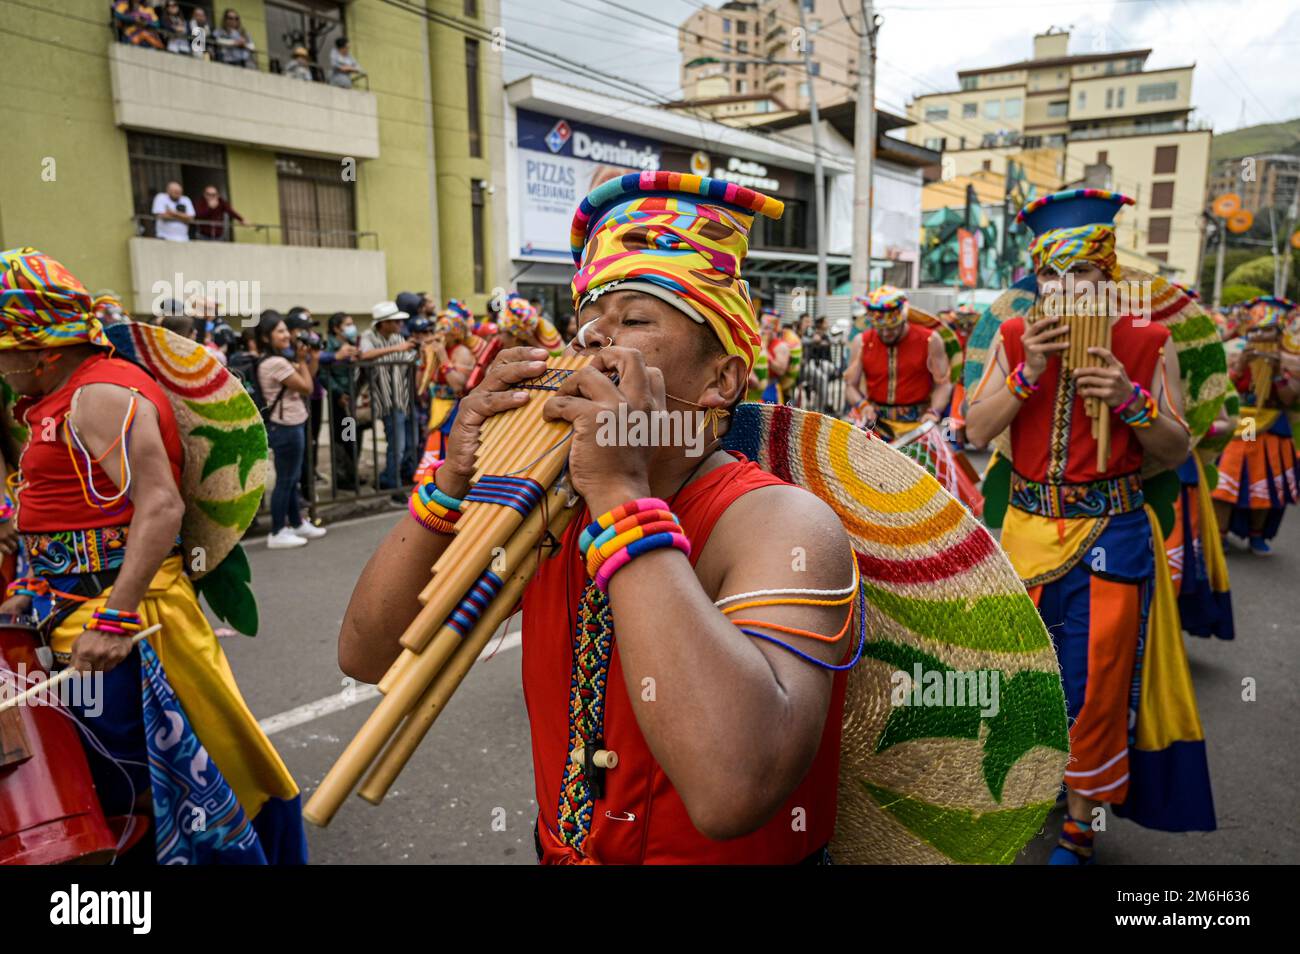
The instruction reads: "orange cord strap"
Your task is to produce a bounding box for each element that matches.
[727,603,853,645]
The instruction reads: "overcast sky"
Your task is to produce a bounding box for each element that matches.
[502,0,1300,134]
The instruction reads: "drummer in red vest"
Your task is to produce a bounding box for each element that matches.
[965,190,1207,863]
[843,285,952,439]
[0,247,304,864]
[339,174,859,864]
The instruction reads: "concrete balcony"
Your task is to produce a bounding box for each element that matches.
[128,237,387,317]
[108,42,379,159]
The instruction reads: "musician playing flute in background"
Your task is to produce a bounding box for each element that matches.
[340,175,859,864]
[843,286,951,437]
[965,190,1210,864]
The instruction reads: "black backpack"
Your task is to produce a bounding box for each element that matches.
[227,351,286,422]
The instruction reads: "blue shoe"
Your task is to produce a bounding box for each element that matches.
[1049,844,1095,865]
[1249,537,1272,556]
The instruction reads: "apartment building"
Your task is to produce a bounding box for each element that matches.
[0,0,510,317]
[678,0,858,114]
[1208,153,1300,215]
[905,28,1213,279]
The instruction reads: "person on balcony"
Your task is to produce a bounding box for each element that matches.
[112,1,163,50]
[150,181,194,242]
[284,46,315,82]
[194,185,245,241]
[329,36,364,88]
[159,0,189,55]
[213,8,256,68]
[188,6,211,59]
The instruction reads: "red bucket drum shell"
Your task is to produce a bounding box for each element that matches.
[0,623,117,865]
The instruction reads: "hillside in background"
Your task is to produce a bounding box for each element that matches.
[1211,118,1300,161]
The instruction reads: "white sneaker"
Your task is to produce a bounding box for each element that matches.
[267,528,308,549]
[294,520,327,540]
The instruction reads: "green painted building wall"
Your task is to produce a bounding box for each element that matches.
[0,0,501,314]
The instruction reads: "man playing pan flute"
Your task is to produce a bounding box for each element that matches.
[340,173,861,864]
[965,190,1202,864]
[843,286,951,439]
[0,247,304,864]
[1210,295,1299,555]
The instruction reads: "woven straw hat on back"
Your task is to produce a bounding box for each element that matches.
[724,403,1069,863]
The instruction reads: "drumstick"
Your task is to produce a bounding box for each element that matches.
[0,623,161,713]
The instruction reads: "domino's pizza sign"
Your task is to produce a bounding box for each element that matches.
[545,120,572,154]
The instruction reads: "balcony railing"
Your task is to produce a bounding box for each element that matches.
[1068,118,1210,141]
[133,214,379,250]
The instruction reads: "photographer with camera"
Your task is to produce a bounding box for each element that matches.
[255,311,325,550]
[286,307,332,504]
[322,311,363,490]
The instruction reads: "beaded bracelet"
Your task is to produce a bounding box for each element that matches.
[84,607,143,636]
[0,495,14,524]
[1006,362,1039,401]
[578,498,691,592]
[409,474,464,535]
[1116,383,1158,428]
[5,577,44,600]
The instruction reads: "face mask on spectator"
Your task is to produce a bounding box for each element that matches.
[342,324,358,342]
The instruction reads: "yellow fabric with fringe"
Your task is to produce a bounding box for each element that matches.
[1134,505,1207,752]
[50,554,299,819]
[1193,455,1231,596]
[1234,407,1279,437]
[1000,507,1104,584]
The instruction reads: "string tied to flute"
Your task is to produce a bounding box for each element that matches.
[447,570,506,638]
[466,475,546,517]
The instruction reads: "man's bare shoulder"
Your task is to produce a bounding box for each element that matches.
[711,482,851,566]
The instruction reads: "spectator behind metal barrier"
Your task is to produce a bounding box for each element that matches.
[194,185,245,241]
[213,8,256,68]
[284,46,315,82]
[112,1,164,49]
[330,36,364,89]
[159,0,189,55]
[361,302,418,500]
[151,180,194,242]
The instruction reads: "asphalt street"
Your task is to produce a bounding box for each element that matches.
[219,488,1300,865]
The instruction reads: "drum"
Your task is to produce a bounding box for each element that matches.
[0,618,117,865]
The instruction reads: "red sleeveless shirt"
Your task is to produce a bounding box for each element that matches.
[1001,314,1169,483]
[860,324,934,405]
[521,456,847,864]
[16,352,184,532]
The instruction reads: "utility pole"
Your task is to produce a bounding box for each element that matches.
[797,0,828,319]
[1212,215,1227,309]
[1278,188,1299,296]
[850,0,880,298]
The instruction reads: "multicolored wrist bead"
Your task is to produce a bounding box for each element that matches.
[578,498,691,593]
[5,577,43,600]
[0,495,14,524]
[1006,362,1039,401]
[85,607,143,636]
[409,478,464,535]
[1116,383,1158,428]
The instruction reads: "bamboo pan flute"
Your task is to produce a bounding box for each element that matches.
[1251,340,1278,407]
[1037,300,1113,471]
[303,354,590,827]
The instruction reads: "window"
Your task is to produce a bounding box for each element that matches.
[737,20,747,34]
[723,17,731,31]
[983,100,1000,119]
[465,38,482,158]
[752,197,807,249]
[924,137,943,151]
[737,80,747,93]
[982,159,992,171]
[963,102,977,118]
[737,61,747,73]
[470,181,486,293]
[1154,144,1178,174]
[798,81,810,99]
[1117,87,1125,108]
[1097,150,1108,163]
[981,133,997,147]
[1148,251,1168,262]
[924,105,949,121]
[1105,88,1114,109]
[128,133,229,235]
[276,154,356,248]
[1151,181,1175,209]
[1024,135,1042,148]
[1047,100,1068,117]
[1138,82,1177,103]
[1004,97,1021,118]
[737,40,748,53]
[961,76,977,91]
[723,39,732,52]
[265,0,346,78]
[464,0,478,15]
[1077,90,1087,109]
[808,60,820,76]
[1147,216,1171,245]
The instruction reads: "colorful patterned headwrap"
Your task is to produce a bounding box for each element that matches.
[863,285,909,330]
[1019,189,1134,282]
[497,293,562,350]
[570,172,784,373]
[434,308,470,342]
[446,298,473,324]
[0,247,109,351]
[952,304,979,333]
[1243,295,1294,332]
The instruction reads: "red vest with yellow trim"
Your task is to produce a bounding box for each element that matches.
[521,457,846,864]
[860,324,935,406]
[1001,314,1169,483]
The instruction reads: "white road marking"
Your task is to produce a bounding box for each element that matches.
[258,631,522,735]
